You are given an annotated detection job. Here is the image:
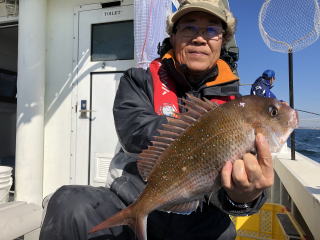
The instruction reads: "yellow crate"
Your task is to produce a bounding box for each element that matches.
[230,203,306,240]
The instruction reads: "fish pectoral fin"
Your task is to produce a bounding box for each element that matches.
[160,200,200,215]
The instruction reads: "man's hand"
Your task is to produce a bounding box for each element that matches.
[221,133,274,203]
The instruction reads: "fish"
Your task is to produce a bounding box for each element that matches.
[89,95,299,240]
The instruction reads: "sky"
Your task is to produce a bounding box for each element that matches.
[228,0,320,128]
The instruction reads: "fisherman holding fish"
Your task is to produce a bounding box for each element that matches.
[40,1,298,239]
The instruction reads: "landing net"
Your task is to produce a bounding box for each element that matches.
[259,0,320,52]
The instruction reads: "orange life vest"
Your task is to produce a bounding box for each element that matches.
[150,52,239,117]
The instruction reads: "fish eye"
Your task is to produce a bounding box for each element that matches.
[268,106,278,117]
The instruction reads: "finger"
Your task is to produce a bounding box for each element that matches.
[231,159,249,187]
[221,161,233,189]
[243,153,262,183]
[256,133,274,180]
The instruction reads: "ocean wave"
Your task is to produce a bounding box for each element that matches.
[298,149,319,155]
[288,129,320,163]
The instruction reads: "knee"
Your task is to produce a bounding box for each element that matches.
[48,185,91,214]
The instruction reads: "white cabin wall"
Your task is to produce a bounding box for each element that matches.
[43,0,101,196]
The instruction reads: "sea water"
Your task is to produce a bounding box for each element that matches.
[288,129,320,163]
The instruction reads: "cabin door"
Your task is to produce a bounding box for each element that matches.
[74,2,134,186]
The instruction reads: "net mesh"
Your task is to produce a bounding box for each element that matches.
[259,0,320,53]
[134,0,172,69]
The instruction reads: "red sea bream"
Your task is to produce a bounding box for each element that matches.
[90,95,298,240]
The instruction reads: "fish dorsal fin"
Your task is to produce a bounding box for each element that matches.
[160,200,200,215]
[177,94,218,122]
[185,93,219,111]
[137,94,218,181]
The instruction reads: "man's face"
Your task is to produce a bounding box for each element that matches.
[270,77,275,85]
[171,12,224,74]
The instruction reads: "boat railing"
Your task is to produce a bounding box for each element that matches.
[271,144,320,240]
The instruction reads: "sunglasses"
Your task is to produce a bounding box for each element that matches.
[176,24,225,40]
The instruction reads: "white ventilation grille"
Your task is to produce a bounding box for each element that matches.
[94,153,113,183]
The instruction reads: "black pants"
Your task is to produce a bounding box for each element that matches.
[40,165,236,240]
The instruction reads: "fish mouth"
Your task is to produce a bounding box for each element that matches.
[290,110,299,129]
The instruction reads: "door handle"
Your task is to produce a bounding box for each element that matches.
[79,100,96,113]
[79,109,95,113]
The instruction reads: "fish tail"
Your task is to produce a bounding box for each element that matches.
[89,204,148,240]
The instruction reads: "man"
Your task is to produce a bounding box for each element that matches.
[251,69,277,98]
[40,1,273,239]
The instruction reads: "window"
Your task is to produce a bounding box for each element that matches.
[91,20,134,61]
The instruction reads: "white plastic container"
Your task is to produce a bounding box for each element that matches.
[0,166,13,203]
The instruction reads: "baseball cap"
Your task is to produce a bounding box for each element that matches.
[167,0,236,42]
[262,69,275,79]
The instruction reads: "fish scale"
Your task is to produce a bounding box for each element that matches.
[90,95,298,240]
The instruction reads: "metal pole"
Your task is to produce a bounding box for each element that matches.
[288,49,295,160]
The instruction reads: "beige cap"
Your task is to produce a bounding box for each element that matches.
[167,0,236,42]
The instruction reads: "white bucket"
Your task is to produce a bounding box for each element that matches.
[0,166,13,203]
